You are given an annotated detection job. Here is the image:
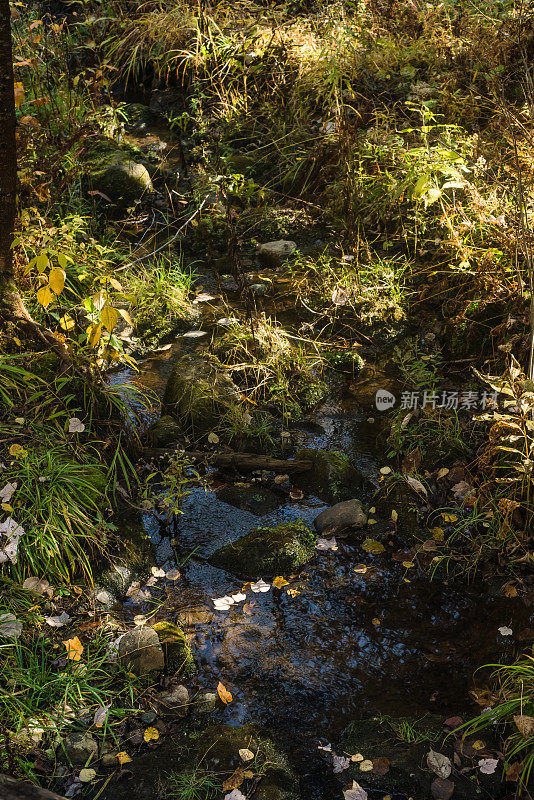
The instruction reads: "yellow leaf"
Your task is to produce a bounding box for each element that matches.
[272,576,289,589]
[118,307,133,325]
[101,304,118,333]
[362,538,385,555]
[144,727,160,743]
[116,751,132,765]
[286,587,300,597]
[472,740,486,750]
[391,509,398,522]
[59,314,75,332]
[222,767,244,791]
[442,513,458,523]
[62,636,83,661]
[48,267,66,295]
[372,618,381,626]
[217,681,233,705]
[431,527,445,541]
[9,443,27,458]
[37,285,53,308]
[402,561,415,568]
[87,322,102,348]
[14,82,24,108]
[1,503,12,512]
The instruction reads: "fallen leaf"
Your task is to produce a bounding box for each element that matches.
[372,618,381,626]
[231,592,247,603]
[222,767,244,791]
[343,781,368,800]
[379,466,392,475]
[505,761,524,781]
[62,636,83,661]
[217,681,233,704]
[213,596,234,611]
[444,716,463,728]
[272,576,289,589]
[239,748,254,762]
[427,750,452,779]
[144,727,160,743]
[354,564,368,574]
[502,582,518,598]
[350,753,363,762]
[316,537,338,551]
[431,527,445,541]
[78,768,96,783]
[430,777,454,800]
[362,538,385,555]
[333,755,351,773]
[372,756,390,775]
[166,568,180,581]
[151,567,166,578]
[359,759,373,772]
[437,468,449,479]
[0,612,22,639]
[274,474,289,484]
[478,758,498,775]
[498,626,513,636]
[391,509,398,523]
[442,513,458,523]
[94,705,110,727]
[405,475,428,497]
[290,489,304,500]
[402,561,415,568]
[68,417,85,433]
[116,752,132,765]
[224,791,246,800]
[332,287,349,306]
[251,579,270,593]
[472,740,486,750]
[45,612,70,627]
[9,443,27,458]
[207,432,220,444]
[514,715,534,738]
[318,743,332,752]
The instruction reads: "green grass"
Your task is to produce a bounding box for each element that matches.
[165,770,221,800]
[128,254,195,341]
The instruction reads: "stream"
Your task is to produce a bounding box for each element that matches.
[102,121,532,800]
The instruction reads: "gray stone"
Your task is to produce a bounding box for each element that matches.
[154,684,190,717]
[118,627,164,676]
[314,499,367,535]
[258,240,297,267]
[101,749,120,768]
[249,282,270,297]
[194,691,218,714]
[220,275,239,292]
[60,731,98,764]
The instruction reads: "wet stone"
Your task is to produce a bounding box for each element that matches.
[313,498,367,535]
[118,627,164,676]
[154,684,189,717]
[59,732,98,764]
[258,240,297,267]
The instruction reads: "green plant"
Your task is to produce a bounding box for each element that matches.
[129,255,194,341]
[165,770,221,800]
[379,714,435,744]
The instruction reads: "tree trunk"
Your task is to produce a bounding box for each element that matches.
[0,774,67,800]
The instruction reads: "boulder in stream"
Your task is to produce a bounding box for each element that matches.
[258,240,297,267]
[313,498,366,535]
[161,353,240,431]
[208,519,315,578]
[294,448,365,503]
[84,136,154,207]
[152,621,196,676]
[148,414,182,447]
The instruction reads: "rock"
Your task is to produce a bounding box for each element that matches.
[258,240,297,267]
[152,621,195,675]
[118,627,164,676]
[154,684,190,717]
[101,749,121,768]
[208,519,315,578]
[220,275,239,292]
[161,353,240,431]
[314,499,366,535]
[91,160,153,206]
[249,282,271,297]
[60,732,98,764]
[193,691,217,714]
[139,711,157,725]
[294,448,365,503]
[148,415,182,447]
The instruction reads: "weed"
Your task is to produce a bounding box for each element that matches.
[165,770,221,800]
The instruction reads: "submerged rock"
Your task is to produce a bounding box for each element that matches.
[148,415,182,447]
[161,353,240,431]
[208,519,315,578]
[193,691,218,714]
[258,240,297,267]
[294,448,365,503]
[314,498,366,535]
[118,627,164,676]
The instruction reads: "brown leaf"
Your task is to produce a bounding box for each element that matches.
[514,715,534,738]
[444,716,463,728]
[505,761,524,782]
[372,756,390,775]
[217,681,233,705]
[402,447,421,475]
[222,767,244,791]
[431,778,455,800]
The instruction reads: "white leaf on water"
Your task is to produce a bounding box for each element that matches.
[0,612,22,639]
[151,567,166,578]
[318,743,332,751]
[213,596,235,611]
[45,611,70,627]
[231,592,246,603]
[316,537,338,551]
[68,417,85,433]
[251,579,270,593]
[427,750,452,779]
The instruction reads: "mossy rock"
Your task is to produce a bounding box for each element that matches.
[83,135,153,207]
[148,415,182,446]
[294,448,365,503]
[152,621,196,676]
[189,724,298,800]
[161,353,240,432]
[208,519,315,578]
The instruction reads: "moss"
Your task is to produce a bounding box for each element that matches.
[208,519,315,578]
[294,448,364,503]
[152,621,196,676]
